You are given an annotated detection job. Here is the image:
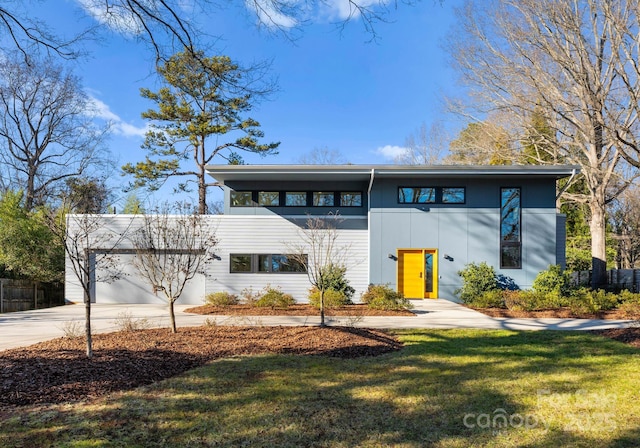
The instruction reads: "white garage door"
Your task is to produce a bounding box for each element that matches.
[94,253,206,305]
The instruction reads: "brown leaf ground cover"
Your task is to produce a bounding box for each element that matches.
[591,327,640,348]
[473,307,640,350]
[185,304,415,316]
[0,326,402,408]
[473,307,632,320]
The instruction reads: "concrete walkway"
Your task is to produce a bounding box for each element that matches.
[0,299,634,352]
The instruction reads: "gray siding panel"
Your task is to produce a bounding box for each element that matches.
[556,214,567,269]
[370,207,558,300]
[65,215,369,304]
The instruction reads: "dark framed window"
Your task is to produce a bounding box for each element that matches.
[313,192,334,207]
[340,192,362,207]
[230,191,253,207]
[442,187,465,204]
[285,192,307,206]
[231,254,307,273]
[398,187,436,204]
[258,191,279,206]
[230,254,252,272]
[259,254,307,273]
[500,187,521,269]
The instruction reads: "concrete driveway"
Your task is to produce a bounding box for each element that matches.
[0,299,633,351]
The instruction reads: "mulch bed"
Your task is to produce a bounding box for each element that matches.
[591,327,640,348]
[473,307,633,320]
[473,307,640,350]
[0,326,402,408]
[185,304,416,316]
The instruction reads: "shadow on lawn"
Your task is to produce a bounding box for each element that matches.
[3,329,639,447]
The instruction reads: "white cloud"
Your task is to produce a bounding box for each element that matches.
[245,0,298,29]
[87,96,148,138]
[375,145,409,160]
[76,0,143,35]
[321,0,386,21]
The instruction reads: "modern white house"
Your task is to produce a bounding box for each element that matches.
[64,164,579,305]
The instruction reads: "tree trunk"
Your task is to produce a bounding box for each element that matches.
[198,143,207,215]
[85,289,93,358]
[169,300,177,333]
[25,167,36,211]
[83,254,93,358]
[590,200,608,289]
[320,289,326,327]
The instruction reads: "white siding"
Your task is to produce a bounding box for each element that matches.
[211,215,369,302]
[95,253,206,304]
[65,214,369,304]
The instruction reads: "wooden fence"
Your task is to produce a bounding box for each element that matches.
[0,279,65,313]
[571,269,640,292]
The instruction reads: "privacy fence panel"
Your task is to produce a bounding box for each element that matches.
[0,279,64,313]
[570,269,640,292]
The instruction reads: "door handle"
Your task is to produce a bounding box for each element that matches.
[419,272,423,278]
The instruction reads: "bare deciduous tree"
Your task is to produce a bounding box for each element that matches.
[288,214,351,327]
[445,119,514,165]
[0,2,83,60]
[297,147,349,165]
[395,122,447,165]
[48,211,127,358]
[0,53,110,211]
[1,0,407,63]
[609,184,640,269]
[130,204,218,333]
[448,0,639,287]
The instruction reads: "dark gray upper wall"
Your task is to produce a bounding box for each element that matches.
[222,180,369,216]
[370,176,557,210]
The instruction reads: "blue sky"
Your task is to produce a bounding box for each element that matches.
[34,0,465,205]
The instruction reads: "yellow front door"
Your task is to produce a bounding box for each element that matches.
[398,249,438,299]
[401,250,424,298]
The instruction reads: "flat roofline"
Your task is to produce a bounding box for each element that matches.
[206,164,580,184]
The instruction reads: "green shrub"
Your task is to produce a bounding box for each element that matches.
[205,291,239,307]
[456,262,499,304]
[318,264,355,300]
[503,289,528,311]
[618,290,640,304]
[465,289,505,309]
[503,289,564,311]
[255,286,295,309]
[532,265,572,298]
[308,287,351,309]
[567,288,619,314]
[614,290,640,319]
[618,301,640,320]
[361,284,413,311]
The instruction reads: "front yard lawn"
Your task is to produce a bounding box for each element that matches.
[1,329,639,447]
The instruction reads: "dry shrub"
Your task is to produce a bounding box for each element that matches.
[205,291,239,307]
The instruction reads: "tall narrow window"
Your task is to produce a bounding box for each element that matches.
[500,187,521,269]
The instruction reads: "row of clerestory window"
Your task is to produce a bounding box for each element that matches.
[231,191,363,207]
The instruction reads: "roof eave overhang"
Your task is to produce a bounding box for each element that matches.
[205,164,581,185]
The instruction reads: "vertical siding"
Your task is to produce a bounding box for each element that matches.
[556,214,567,269]
[369,177,561,301]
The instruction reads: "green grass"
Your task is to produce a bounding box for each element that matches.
[2,329,640,447]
